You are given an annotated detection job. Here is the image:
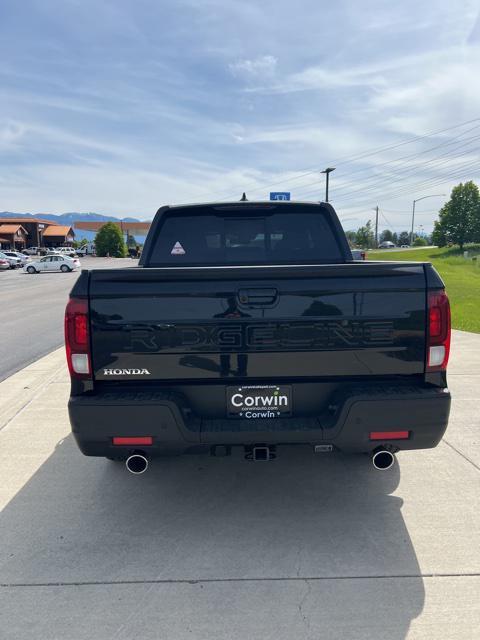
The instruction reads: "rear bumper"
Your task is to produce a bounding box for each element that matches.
[68,384,451,457]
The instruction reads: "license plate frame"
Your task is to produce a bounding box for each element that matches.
[226,385,292,418]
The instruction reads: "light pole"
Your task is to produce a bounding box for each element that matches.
[410,194,445,246]
[321,167,335,203]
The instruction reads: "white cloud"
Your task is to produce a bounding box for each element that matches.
[229,55,277,81]
[0,121,26,149]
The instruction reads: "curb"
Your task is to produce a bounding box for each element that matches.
[0,348,67,431]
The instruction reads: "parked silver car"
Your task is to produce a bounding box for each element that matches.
[378,241,396,249]
[0,251,22,269]
[1,250,29,266]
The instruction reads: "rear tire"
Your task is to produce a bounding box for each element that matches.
[26,266,36,274]
[60,264,70,272]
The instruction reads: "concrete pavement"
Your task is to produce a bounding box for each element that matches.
[0,331,479,639]
[0,256,137,382]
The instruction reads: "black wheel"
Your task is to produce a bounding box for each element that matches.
[27,266,36,274]
[60,264,70,272]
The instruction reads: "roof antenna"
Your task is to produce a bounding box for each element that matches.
[240,192,248,201]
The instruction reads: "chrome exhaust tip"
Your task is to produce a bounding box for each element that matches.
[372,448,395,471]
[126,453,149,474]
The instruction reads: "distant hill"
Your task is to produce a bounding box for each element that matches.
[0,211,147,242]
[0,211,143,224]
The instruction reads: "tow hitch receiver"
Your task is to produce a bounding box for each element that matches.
[245,445,276,461]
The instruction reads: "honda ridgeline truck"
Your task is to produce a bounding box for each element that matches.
[65,201,451,472]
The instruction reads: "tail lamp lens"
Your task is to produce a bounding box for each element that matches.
[427,290,451,371]
[65,298,91,378]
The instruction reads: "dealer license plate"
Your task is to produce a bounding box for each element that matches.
[227,385,292,418]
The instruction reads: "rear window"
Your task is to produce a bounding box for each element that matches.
[148,208,343,266]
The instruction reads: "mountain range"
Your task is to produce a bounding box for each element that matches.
[0,211,143,224]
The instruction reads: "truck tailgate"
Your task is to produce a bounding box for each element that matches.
[88,262,427,381]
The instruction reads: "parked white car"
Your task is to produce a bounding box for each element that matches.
[23,246,40,255]
[1,250,29,266]
[0,251,22,269]
[57,247,77,257]
[24,255,81,274]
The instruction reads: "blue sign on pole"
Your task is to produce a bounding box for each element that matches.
[270,192,291,201]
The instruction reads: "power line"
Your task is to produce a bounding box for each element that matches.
[189,116,480,202]
[335,163,479,207]
[294,122,480,197]
[294,133,480,201]
[325,139,480,200]
[311,154,480,205]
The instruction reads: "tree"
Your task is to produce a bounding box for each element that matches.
[94,222,127,257]
[432,220,447,247]
[356,220,375,249]
[413,236,427,247]
[345,230,357,246]
[398,231,410,246]
[380,229,394,243]
[126,233,137,247]
[73,237,89,249]
[433,181,479,249]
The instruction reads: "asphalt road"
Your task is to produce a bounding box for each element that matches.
[0,257,137,382]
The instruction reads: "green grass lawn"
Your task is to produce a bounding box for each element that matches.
[368,245,480,333]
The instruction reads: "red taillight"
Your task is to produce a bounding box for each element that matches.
[113,437,153,446]
[427,290,451,371]
[370,431,410,440]
[64,297,91,378]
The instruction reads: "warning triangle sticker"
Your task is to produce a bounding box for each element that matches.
[171,241,186,255]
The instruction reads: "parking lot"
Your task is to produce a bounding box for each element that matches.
[0,330,479,639]
[0,256,137,381]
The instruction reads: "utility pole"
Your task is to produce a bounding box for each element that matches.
[321,167,335,202]
[375,206,379,248]
[410,200,416,247]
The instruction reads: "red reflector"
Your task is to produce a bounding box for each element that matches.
[370,431,409,440]
[112,437,153,446]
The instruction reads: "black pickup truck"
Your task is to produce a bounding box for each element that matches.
[66,201,451,472]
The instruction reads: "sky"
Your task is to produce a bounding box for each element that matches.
[1,0,480,233]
